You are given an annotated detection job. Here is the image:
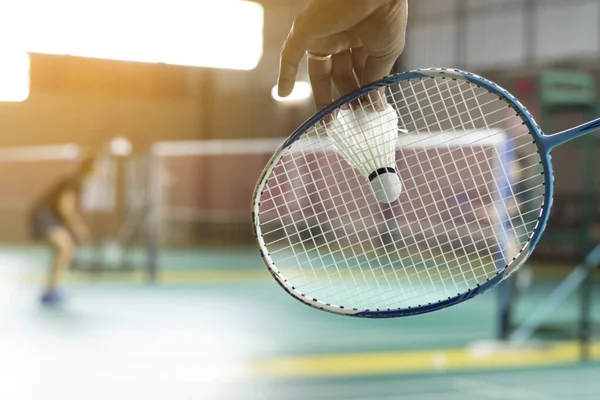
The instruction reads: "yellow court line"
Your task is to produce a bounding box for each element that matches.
[17,269,270,285]
[157,269,269,284]
[253,341,600,379]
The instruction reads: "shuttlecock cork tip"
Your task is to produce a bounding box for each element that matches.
[368,168,402,203]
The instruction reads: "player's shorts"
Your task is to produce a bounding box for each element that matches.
[31,206,64,240]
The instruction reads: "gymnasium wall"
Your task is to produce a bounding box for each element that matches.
[404,0,600,71]
[0,55,195,148]
[0,1,308,150]
[0,0,308,243]
[2,0,598,149]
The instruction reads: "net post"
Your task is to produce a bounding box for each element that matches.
[579,270,592,362]
[579,241,600,362]
[144,147,159,283]
[497,280,513,341]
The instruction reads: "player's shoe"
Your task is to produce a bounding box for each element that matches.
[40,290,65,306]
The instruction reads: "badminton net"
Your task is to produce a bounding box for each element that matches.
[150,131,531,273]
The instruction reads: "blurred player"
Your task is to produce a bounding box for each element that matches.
[31,156,98,306]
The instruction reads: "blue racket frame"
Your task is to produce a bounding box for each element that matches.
[253,68,600,318]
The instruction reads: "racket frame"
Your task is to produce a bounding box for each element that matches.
[252,68,557,318]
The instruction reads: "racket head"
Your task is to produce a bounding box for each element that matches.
[253,68,552,318]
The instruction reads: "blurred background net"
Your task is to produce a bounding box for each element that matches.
[150,139,278,246]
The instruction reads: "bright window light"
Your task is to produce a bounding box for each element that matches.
[1,0,264,70]
[0,51,29,102]
[271,82,312,103]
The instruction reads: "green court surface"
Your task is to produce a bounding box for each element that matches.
[1,246,598,399]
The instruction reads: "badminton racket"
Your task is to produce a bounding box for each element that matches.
[252,68,599,318]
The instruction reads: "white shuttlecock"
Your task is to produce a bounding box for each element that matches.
[328,103,403,204]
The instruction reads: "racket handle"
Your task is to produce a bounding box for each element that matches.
[544,118,600,150]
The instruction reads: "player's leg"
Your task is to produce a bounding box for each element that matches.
[41,226,75,305]
[32,206,76,305]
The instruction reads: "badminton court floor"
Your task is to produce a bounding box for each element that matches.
[0,245,599,399]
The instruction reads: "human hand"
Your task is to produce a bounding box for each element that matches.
[277,0,408,111]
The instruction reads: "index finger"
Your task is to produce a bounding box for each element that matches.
[277,29,306,97]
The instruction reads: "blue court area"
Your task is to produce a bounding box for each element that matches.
[1,245,598,399]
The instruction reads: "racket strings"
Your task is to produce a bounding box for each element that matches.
[260,131,542,247]
[269,189,542,274]
[311,88,511,160]
[398,80,501,290]
[290,205,541,312]
[413,79,515,285]
[307,77,498,154]
[286,201,544,304]
[461,81,532,257]
[304,99,509,185]
[309,119,399,301]
[285,137,383,306]
[294,196,545,303]
[272,188,543,272]
[352,205,540,309]
[313,107,530,187]
[268,191,542,273]
[262,184,542,263]
[268,141,536,256]
[261,163,541,240]
[260,126,537,221]
[291,140,369,306]
[378,79,541,306]
[258,77,545,310]
[264,140,536,268]
[266,200,543,312]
